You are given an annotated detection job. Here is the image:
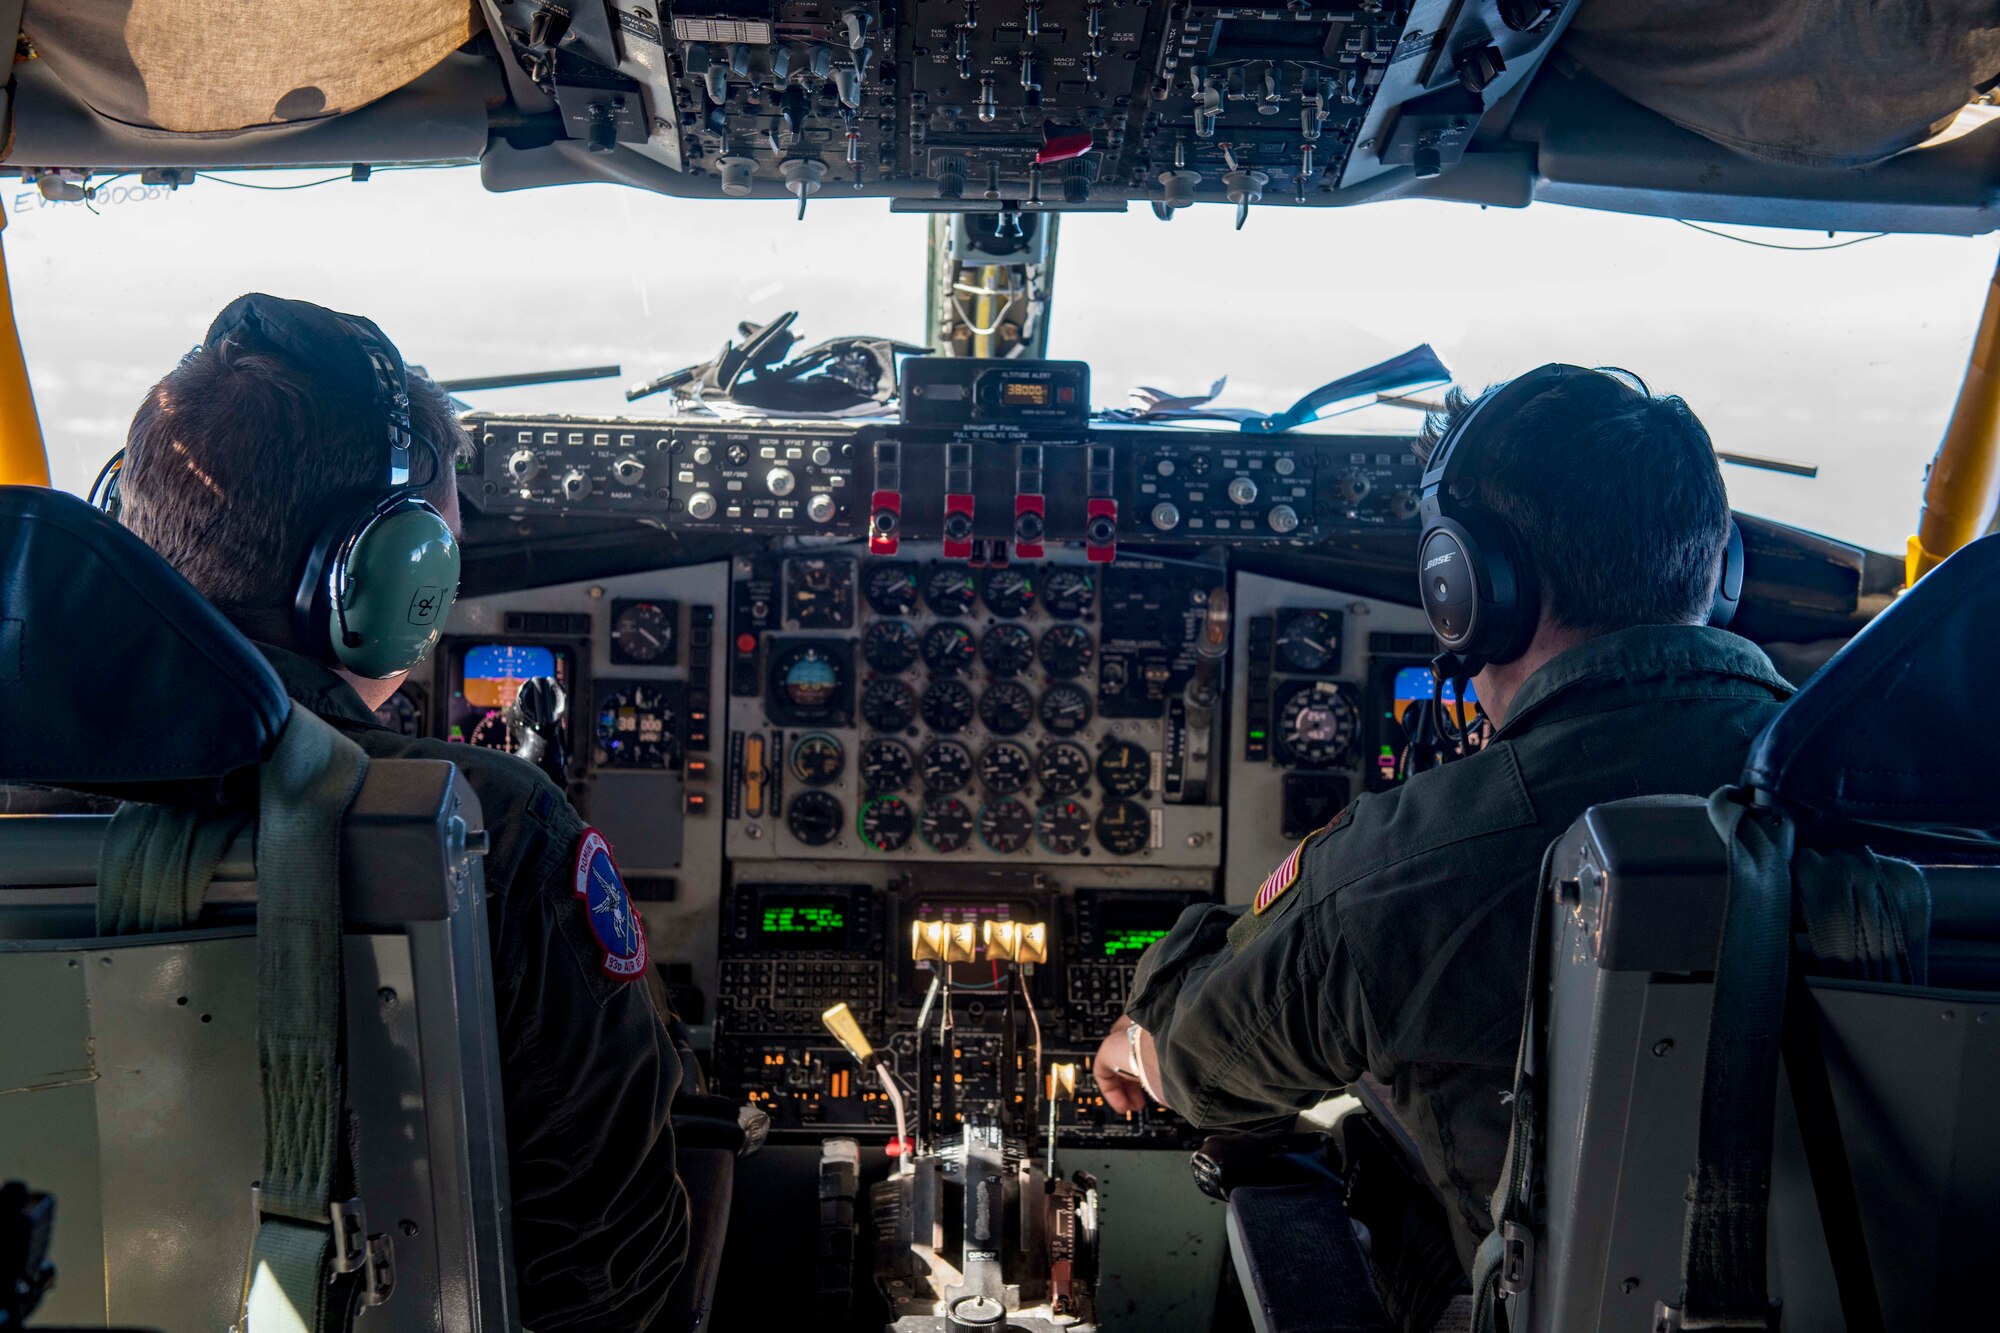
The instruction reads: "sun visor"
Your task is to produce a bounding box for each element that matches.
[21,0,477,134]
[1561,0,2000,169]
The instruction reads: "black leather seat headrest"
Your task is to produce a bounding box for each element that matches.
[0,486,289,799]
[1744,532,2000,827]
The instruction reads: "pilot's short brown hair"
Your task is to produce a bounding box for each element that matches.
[119,341,466,618]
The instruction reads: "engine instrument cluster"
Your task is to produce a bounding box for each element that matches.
[725,544,1228,865]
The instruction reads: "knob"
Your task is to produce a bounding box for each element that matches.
[613,456,646,486]
[561,469,592,501]
[686,490,718,520]
[1338,471,1371,505]
[1015,509,1045,543]
[1274,456,1296,477]
[1150,501,1182,531]
[811,444,832,467]
[1227,476,1258,506]
[726,443,749,466]
[1267,504,1299,534]
[1159,169,1200,210]
[506,449,540,483]
[807,493,837,524]
[1086,513,1117,546]
[717,156,756,197]
[693,445,713,465]
[871,507,899,540]
[766,466,796,497]
[943,510,973,542]
[1389,489,1420,521]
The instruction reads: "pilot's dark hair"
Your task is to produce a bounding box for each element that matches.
[1416,368,1731,634]
[118,340,468,620]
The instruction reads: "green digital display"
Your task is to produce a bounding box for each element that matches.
[1103,927,1170,958]
[761,904,846,935]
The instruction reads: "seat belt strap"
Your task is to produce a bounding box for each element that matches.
[1661,790,1793,1331]
[243,710,378,1332]
[1470,840,1561,1333]
[96,799,252,934]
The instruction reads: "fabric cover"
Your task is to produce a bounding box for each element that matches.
[0,486,289,793]
[1743,531,2000,825]
[1562,0,2000,168]
[21,0,477,134]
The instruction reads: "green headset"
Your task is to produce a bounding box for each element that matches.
[93,293,460,680]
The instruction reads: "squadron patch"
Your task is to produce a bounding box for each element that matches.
[573,828,649,979]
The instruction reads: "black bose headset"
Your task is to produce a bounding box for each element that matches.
[1417,363,1743,673]
[94,294,460,679]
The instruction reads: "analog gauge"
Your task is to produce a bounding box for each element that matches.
[1036,799,1092,855]
[924,564,978,616]
[786,556,853,628]
[860,678,918,732]
[981,567,1035,618]
[374,690,422,737]
[611,600,674,665]
[789,732,845,787]
[921,679,976,733]
[1037,682,1094,736]
[775,644,844,712]
[977,741,1033,795]
[861,737,915,793]
[978,680,1035,736]
[1275,609,1341,674]
[1094,738,1150,797]
[979,799,1034,854]
[1041,568,1096,620]
[1036,741,1091,797]
[468,711,514,751]
[919,739,974,794]
[865,561,920,615]
[1095,798,1151,856]
[858,795,915,852]
[596,684,679,769]
[787,790,844,847]
[979,623,1035,677]
[920,798,975,853]
[920,622,978,675]
[1038,624,1095,680]
[862,620,919,673]
[1275,680,1360,767]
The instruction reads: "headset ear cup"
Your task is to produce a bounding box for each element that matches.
[1708,518,1745,629]
[308,496,460,679]
[1421,510,1536,667]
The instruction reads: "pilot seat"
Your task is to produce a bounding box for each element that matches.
[0,488,514,1331]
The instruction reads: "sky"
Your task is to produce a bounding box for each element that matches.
[7,165,1996,553]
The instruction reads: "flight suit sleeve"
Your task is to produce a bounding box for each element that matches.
[1123,841,1374,1127]
[488,794,690,1332]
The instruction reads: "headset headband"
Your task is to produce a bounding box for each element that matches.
[203,293,414,489]
[1420,362,1586,498]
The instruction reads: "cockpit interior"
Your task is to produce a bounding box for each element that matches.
[1,5,1998,1333]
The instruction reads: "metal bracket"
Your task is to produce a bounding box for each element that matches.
[328,1196,369,1275]
[362,1232,396,1306]
[1499,1220,1534,1298]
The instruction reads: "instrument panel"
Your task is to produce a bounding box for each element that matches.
[464,414,1426,548]
[724,544,1229,866]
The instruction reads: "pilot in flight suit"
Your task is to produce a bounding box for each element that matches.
[112,296,688,1332]
[1099,368,1795,1316]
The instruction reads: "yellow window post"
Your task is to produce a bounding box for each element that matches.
[0,199,48,486]
[1908,249,2000,584]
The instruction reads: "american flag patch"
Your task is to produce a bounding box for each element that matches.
[1254,840,1307,915]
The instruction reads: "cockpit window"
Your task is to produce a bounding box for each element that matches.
[10,164,1989,552]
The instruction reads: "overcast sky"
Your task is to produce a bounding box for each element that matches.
[8,165,1995,553]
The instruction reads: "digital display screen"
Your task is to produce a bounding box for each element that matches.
[1001,380,1051,406]
[1097,899,1186,959]
[1390,665,1475,724]
[447,641,575,750]
[757,895,849,947]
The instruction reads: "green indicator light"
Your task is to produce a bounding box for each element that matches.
[1248,730,1267,740]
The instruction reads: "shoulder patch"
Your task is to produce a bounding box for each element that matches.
[529,786,557,823]
[572,828,649,980]
[1253,807,1349,915]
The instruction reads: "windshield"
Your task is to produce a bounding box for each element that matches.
[10,165,1993,553]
